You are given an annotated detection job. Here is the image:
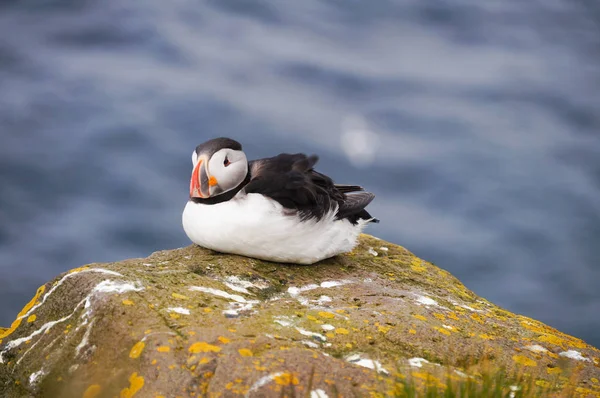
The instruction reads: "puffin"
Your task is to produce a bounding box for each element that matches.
[182,137,378,264]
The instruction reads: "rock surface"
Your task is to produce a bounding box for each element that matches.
[1,235,599,397]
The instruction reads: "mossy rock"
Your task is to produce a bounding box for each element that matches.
[1,235,599,397]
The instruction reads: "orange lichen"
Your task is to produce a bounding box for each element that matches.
[274,372,299,386]
[0,285,46,340]
[27,315,37,323]
[129,342,145,359]
[83,384,102,398]
[238,349,253,357]
[189,342,221,353]
[120,373,144,398]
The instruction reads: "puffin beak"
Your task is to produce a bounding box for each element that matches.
[190,156,216,199]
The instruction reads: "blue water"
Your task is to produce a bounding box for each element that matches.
[1,0,599,348]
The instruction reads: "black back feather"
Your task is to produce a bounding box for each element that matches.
[244,153,376,224]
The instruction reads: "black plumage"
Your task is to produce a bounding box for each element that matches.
[245,153,377,224]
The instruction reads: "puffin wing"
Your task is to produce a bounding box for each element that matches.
[245,153,376,223]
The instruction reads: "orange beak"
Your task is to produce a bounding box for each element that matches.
[190,158,219,199]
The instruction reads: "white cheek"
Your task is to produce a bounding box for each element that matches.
[192,151,198,165]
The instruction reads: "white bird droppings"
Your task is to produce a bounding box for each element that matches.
[274,316,294,327]
[346,354,389,374]
[189,286,246,303]
[525,344,548,353]
[415,296,439,306]
[408,357,429,368]
[321,324,335,331]
[246,373,284,396]
[93,280,144,294]
[296,328,327,342]
[311,389,329,398]
[167,307,190,315]
[368,247,378,256]
[302,340,320,348]
[29,369,46,385]
[559,350,591,362]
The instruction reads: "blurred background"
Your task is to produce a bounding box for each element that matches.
[0,0,599,348]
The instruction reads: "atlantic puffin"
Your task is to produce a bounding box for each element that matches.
[182,137,378,264]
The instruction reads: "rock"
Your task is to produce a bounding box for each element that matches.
[1,235,599,397]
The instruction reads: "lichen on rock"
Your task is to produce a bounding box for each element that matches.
[0,235,599,397]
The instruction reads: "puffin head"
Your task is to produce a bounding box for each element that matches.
[189,137,249,199]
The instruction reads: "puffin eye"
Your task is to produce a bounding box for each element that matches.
[224,157,231,167]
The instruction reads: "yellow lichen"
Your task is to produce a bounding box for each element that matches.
[447,312,460,321]
[83,384,102,398]
[479,334,495,340]
[470,314,484,324]
[318,311,335,319]
[122,300,135,306]
[27,315,37,323]
[547,367,562,375]
[538,334,567,348]
[413,315,427,321]
[335,328,350,335]
[434,327,451,336]
[512,355,537,367]
[535,380,550,388]
[120,373,144,398]
[156,346,170,353]
[171,293,189,300]
[217,336,230,344]
[274,372,299,386]
[129,342,145,359]
[433,313,445,320]
[409,329,416,335]
[189,342,221,353]
[238,349,253,357]
[411,258,426,272]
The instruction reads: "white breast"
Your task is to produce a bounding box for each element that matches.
[182,192,369,264]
